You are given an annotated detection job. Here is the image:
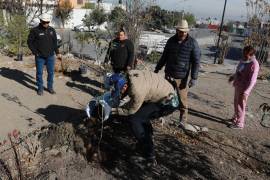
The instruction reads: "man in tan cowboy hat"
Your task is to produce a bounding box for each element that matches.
[154,19,201,129]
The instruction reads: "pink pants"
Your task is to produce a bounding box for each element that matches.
[233,87,248,128]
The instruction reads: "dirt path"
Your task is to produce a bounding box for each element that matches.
[0,55,99,142]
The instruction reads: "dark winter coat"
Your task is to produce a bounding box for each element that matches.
[104,38,134,70]
[119,70,175,115]
[155,34,201,80]
[27,24,59,58]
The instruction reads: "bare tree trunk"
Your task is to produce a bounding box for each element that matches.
[97,0,102,9]
[245,0,270,64]
[124,0,154,61]
[2,9,8,25]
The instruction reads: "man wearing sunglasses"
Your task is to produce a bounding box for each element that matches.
[27,14,61,96]
[154,19,201,129]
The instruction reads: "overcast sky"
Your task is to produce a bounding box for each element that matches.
[155,0,247,20]
[105,0,247,21]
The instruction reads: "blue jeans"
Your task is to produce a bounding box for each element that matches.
[35,55,55,90]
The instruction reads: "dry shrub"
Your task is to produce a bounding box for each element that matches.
[55,57,72,73]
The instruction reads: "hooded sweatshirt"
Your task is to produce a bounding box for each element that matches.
[233,56,260,95]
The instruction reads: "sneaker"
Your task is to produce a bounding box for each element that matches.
[48,89,56,94]
[228,118,234,122]
[229,124,243,129]
[37,89,43,96]
[174,119,185,127]
[228,117,236,123]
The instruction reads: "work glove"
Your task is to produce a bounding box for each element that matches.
[117,108,128,116]
[228,74,235,83]
[154,69,159,73]
[188,79,197,88]
[126,66,131,71]
[56,53,62,60]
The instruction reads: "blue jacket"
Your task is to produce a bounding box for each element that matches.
[155,34,201,80]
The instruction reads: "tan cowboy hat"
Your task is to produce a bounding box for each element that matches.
[175,19,190,32]
[40,13,51,22]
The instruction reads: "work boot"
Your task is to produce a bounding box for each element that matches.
[174,118,185,127]
[37,89,43,96]
[48,89,56,94]
[177,114,187,127]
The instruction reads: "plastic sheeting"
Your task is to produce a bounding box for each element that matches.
[86,92,113,121]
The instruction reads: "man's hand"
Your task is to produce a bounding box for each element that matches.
[228,74,235,83]
[117,108,128,116]
[188,79,196,88]
[56,54,62,60]
[111,108,118,115]
[154,69,159,73]
[136,58,143,65]
[102,61,110,67]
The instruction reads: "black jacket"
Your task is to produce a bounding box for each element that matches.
[155,34,201,80]
[27,24,59,58]
[104,38,134,70]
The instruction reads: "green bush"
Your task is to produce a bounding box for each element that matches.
[5,15,30,55]
[146,51,162,63]
[83,2,95,9]
[83,8,107,27]
[0,35,7,50]
[184,13,196,26]
[109,7,127,31]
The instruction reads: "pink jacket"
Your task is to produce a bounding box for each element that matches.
[233,56,260,95]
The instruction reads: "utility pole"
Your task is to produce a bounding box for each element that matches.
[214,0,227,64]
[40,0,43,15]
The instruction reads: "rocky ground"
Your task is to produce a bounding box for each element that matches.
[0,52,270,180]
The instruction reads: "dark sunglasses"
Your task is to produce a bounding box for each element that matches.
[176,29,185,33]
[41,21,50,24]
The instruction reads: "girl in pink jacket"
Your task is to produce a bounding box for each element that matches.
[229,46,260,129]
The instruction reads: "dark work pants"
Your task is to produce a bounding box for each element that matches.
[129,103,161,158]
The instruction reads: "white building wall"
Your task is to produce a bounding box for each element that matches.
[27,7,92,29]
[26,1,123,29]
